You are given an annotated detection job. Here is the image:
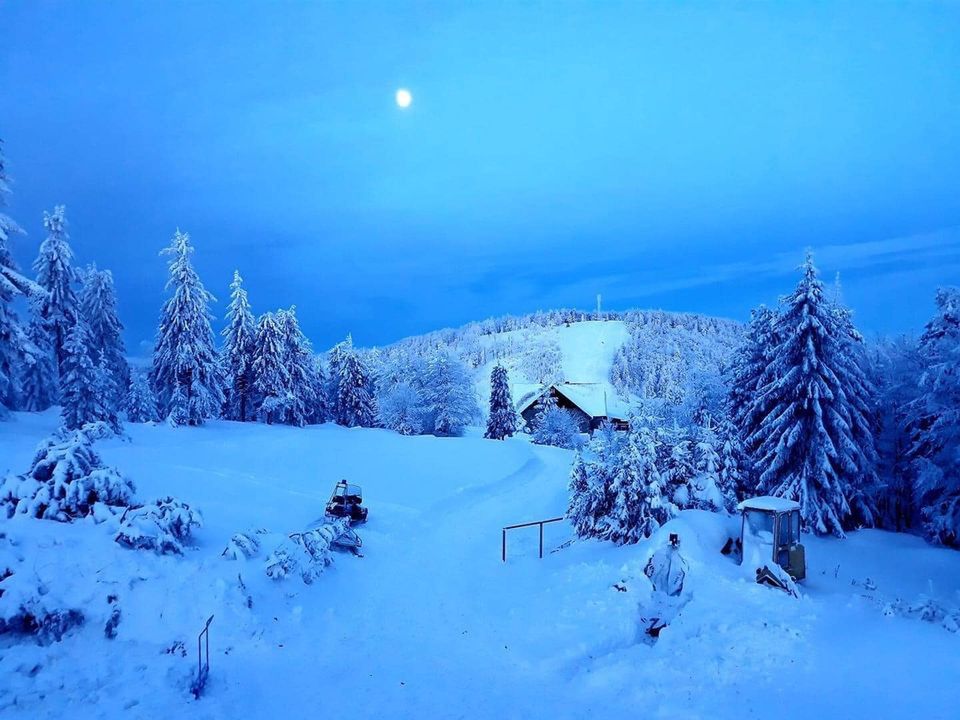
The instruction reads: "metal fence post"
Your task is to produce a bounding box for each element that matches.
[539,522,544,559]
[502,528,506,563]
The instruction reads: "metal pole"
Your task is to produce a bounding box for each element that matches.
[502,529,506,563]
[539,522,544,559]
[198,635,202,678]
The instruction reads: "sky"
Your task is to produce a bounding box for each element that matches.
[2,1,960,353]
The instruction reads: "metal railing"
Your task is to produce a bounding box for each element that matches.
[501,517,565,562]
[192,615,214,699]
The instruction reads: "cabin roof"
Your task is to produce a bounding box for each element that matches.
[737,496,801,513]
[515,382,631,420]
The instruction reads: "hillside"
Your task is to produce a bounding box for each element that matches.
[2,412,958,719]
[382,310,743,419]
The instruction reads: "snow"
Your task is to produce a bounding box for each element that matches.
[2,410,959,719]
[738,495,802,513]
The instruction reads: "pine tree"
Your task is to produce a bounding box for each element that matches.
[661,423,696,509]
[330,336,376,428]
[221,270,256,421]
[61,321,99,430]
[691,419,725,511]
[251,312,290,424]
[907,287,960,545]
[33,205,78,377]
[125,369,160,423]
[278,307,317,427]
[78,264,128,401]
[567,426,619,539]
[745,252,879,536]
[422,349,476,436]
[151,230,223,426]
[716,417,745,509]
[607,420,670,543]
[20,294,57,411]
[485,364,517,440]
[311,355,329,423]
[0,141,37,417]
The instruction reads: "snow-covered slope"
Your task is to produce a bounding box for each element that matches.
[2,412,959,719]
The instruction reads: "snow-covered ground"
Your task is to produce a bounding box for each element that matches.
[2,411,959,719]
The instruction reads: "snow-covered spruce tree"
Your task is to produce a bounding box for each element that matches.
[328,335,376,428]
[0,142,38,417]
[726,305,778,486]
[691,418,726,512]
[92,351,121,433]
[422,349,477,436]
[605,420,670,544]
[278,307,316,427]
[20,294,58,412]
[220,270,256,421]
[567,423,621,539]
[125,369,160,423]
[60,320,99,430]
[33,205,78,377]
[78,265,128,401]
[311,355,329,423]
[251,312,290,424]
[0,426,136,521]
[660,423,695,510]
[151,230,223,426]
[745,253,879,536]
[906,288,960,545]
[716,416,746,508]
[485,364,517,440]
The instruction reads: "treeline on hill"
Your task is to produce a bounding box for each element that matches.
[569,253,960,550]
[1,140,958,547]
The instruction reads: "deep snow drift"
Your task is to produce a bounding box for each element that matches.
[1,411,958,719]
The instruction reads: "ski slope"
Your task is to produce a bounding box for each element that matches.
[2,411,959,719]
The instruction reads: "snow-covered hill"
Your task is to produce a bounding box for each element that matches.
[384,310,742,417]
[2,411,958,719]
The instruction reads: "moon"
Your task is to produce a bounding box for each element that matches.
[395,88,412,109]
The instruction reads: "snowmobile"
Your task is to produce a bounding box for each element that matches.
[325,480,368,524]
[733,496,806,594]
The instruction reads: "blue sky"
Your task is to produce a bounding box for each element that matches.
[2,1,959,352]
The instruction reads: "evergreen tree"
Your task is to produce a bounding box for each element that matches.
[78,264,128,401]
[422,349,477,436]
[278,307,317,427]
[61,321,99,430]
[485,364,517,440]
[221,270,256,421]
[33,205,78,377]
[125,369,160,423]
[691,419,725,511]
[311,355,330,423]
[606,420,669,544]
[907,288,960,545]
[151,229,223,426]
[661,423,696,509]
[251,312,289,424]
[716,417,746,508]
[567,425,621,539]
[745,253,879,536]
[91,351,121,433]
[330,336,376,428]
[0,141,37,417]
[20,294,57,411]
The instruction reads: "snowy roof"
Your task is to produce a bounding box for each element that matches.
[515,382,631,420]
[737,496,801,513]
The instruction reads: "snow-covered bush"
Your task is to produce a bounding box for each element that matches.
[0,427,136,521]
[0,566,85,644]
[222,529,266,560]
[114,497,202,555]
[265,519,349,584]
[532,404,582,449]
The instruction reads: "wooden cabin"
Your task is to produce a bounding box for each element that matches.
[516,382,630,433]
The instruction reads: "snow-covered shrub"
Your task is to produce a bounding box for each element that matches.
[0,568,85,644]
[377,381,425,435]
[115,497,202,555]
[222,529,265,560]
[882,596,960,633]
[0,427,136,521]
[532,405,582,449]
[265,519,349,584]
